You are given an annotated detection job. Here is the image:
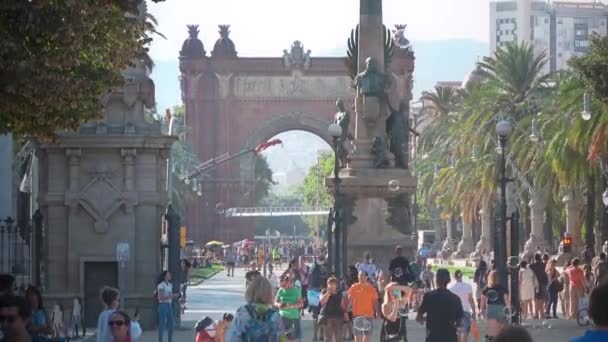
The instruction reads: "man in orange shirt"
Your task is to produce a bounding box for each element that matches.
[348,271,379,342]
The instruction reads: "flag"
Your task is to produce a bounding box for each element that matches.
[19,157,32,193]
[254,139,282,153]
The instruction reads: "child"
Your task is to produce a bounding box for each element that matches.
[275,273,304,342]
[215,313,234,342]
[195,316,216,342]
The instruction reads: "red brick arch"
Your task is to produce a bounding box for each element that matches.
[180,36,414,243]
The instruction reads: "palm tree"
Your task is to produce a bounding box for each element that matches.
[421,85,460,117]
[477,41,550,106]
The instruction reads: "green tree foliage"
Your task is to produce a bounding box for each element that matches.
[157,104,199,216]
[254,155,276,203]
[302,152,335,209]
[255,189,309,236]
[0,0,165,138]
[416,39,608,250]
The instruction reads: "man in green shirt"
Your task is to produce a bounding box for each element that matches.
[275,273,303,342]
[273,247,282,267]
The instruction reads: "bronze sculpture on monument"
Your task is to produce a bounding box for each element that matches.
[326,0,418,267]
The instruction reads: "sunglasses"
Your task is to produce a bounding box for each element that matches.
[108,320,126,327]
[0,315,17,323]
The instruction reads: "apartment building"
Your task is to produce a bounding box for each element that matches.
[490,0,608,73]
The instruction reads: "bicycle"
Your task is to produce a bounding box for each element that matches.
[577,296,590,327]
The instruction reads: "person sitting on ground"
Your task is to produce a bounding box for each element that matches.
[570,283,608,342]
[416,268,464,342]
[494,326,534,342]
[96,287,142,342]
[226,277,285,341]
[108,310,133,342]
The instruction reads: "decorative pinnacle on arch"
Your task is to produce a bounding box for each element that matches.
[187,24,200,38]
[218,24,231,38]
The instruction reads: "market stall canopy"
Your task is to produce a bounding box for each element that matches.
[205,240,224,246]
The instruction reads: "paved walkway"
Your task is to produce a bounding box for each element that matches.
[127,265,589,342]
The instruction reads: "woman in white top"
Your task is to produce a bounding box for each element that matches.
[96,287,142,342]
[157,271,180,342]
[519,260,537,320]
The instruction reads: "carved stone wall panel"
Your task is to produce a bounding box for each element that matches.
[232,74,354,99]
[47,151,68,193]
[136,152,159,192]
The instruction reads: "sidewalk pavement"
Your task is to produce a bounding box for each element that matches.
[111,317,588,342]
[85,263,588,341]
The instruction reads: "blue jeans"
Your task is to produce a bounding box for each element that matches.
[158,302,174,342]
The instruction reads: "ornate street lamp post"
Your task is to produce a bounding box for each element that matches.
[495,120,513,302]
[328,123,343,279]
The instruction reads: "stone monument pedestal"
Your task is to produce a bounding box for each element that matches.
[328,167,417,268]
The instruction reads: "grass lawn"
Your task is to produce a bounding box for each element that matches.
[189,264,224,285]
[430,264,475,279]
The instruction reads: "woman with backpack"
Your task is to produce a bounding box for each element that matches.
[226,277,285,342]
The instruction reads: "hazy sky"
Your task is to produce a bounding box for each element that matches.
[148,0,491,61]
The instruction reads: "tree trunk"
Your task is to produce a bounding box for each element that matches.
[586,173,596,253]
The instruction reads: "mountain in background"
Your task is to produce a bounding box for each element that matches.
[151,39,489,112]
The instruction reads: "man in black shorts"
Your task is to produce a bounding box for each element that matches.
[416,269,464,342]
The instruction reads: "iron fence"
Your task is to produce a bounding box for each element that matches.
[0,211,42,289]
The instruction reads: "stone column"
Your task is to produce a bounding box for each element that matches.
[455,204,474,257]
[522,191,548,260]
[473,194,492,260]
[441,216,455,256]
[431,207,442,250]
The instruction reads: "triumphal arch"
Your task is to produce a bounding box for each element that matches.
[179,24,415,244]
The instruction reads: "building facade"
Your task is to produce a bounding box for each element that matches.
[490,0,608,73]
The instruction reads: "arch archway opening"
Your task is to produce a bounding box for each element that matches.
[253,129,334,240]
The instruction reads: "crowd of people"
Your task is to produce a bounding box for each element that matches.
[2,242,608,342]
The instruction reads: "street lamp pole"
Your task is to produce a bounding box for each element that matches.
[328,123,343,279]
[495,120,512,295]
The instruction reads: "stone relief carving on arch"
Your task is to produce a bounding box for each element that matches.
[215,73,233,99]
